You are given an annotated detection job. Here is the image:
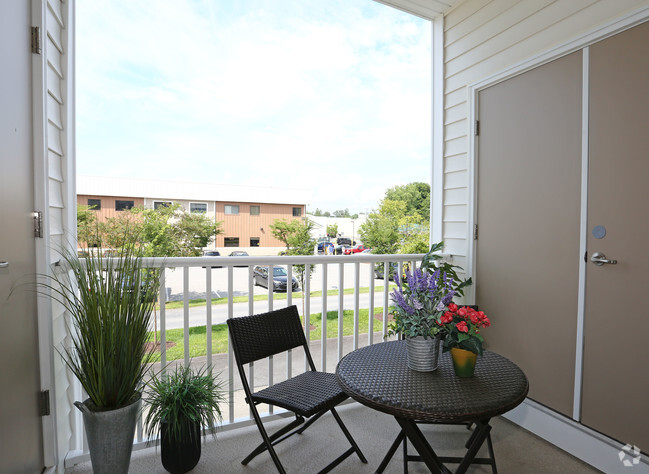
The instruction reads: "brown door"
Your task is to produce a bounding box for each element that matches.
[0,1,45,472]
[475,51,583,417]
[581,21,649,451]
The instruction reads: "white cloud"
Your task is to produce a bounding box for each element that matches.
[76,0,431,212]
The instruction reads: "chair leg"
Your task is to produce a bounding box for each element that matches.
[242,414,305,467]
[329,407,368,464]
[295,408,325,434]
[242,405,292,474]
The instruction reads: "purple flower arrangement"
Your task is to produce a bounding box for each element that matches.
[388,266,455,339]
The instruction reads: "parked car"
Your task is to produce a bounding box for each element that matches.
[228,250,249,267]
[336,237,352,246]
[344,244,368,255]
[253,266,300,292]
[317,241,334,254]
[334,244,351,255]
[202,250,221,268]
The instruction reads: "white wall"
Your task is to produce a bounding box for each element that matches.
[441,0,649,268]
[309,214,368,244]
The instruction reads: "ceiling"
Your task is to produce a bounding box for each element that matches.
[373,0,463,20]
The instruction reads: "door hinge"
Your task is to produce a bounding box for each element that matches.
[31,27,41,54]
[473,224,479,240]
[475,120,480,136]
[39,390,50,416]
[33,211,43,238]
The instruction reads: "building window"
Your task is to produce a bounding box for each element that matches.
[292,207,302,217]
[225,205,239,215]
[250,237,260,247]
[115,200,134,211]
[250,205,260,216]
[154,201,172,210]
[87,199,101,210]
[224,237,239,247]
[190,202,207,213]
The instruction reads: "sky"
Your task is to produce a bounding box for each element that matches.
[76,0,432,214]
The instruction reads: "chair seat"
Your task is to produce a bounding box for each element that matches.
[251,371,347,417]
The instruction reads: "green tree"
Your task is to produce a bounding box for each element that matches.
[359,200,405,255]
[384,182,430,220]
[76,204,101,247]
[270,218,317,315]
[82,204,222,257]
[326,224,338,238]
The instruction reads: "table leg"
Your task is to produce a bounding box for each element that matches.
[394,417,451,474]
[455,419,492,474]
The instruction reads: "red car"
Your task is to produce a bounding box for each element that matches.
[344,244,368,255]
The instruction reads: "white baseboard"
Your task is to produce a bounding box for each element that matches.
[504,399,648,474]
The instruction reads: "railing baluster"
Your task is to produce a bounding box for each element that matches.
[206,267,212,371]
[369,262,375,346]
[321,263,327,372]
[304,263,311,372]
[160,270,167,371]
[183,266,190,367]
[353,261,360,351]
[383,260,390,340]
[227,265,235,423]
[337,262,344,362]
[287,265,293,379]
[247,266,255,419]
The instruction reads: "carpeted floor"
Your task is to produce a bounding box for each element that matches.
[65,402,601,473]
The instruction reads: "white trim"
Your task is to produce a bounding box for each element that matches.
[504,399,649,473]
[32,0,56,467]
[430,16,444,245]
[573,47,590,422]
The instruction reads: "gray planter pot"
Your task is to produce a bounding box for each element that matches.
[74,393,141,474]
[405,336,441,372]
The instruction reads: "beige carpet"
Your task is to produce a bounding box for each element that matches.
[66,403,601,473]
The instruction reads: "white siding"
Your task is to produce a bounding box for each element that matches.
[442,0,649,258]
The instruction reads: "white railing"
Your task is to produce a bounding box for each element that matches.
[64,252,429,466]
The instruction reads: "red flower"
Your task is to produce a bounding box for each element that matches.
[456,321,469,333]
[457,307,468,318]
[470,313,480,324]
[448,303,458,313]
[481,317,491,328]
[441,312,453,324]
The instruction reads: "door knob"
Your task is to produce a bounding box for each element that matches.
[591,252,617,266]
[0,261,8,268]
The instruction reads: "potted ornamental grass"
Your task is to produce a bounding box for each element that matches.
[144,364,225,474]
[388,242,473,372]
[39,235,161,473]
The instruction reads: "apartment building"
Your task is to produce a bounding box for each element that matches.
[77,175,311,249]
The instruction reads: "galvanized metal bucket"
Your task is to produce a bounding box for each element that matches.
[405,336,441,372]
[74,393,141,474]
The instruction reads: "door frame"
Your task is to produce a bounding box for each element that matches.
[31,0,57,468]
[463,5,649,472]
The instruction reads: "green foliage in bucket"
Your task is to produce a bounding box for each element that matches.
[41,234,161,409]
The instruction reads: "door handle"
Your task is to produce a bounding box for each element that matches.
[0,261,8,268]
[591,252,617,266]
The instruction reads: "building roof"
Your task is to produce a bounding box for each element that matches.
[77,175,311,206]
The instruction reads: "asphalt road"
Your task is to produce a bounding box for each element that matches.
[158,263,396,330]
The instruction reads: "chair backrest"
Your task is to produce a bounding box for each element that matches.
[227,305,308,366]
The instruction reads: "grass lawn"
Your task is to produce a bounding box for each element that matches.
[147,307,392,362]
[160,284,397,310]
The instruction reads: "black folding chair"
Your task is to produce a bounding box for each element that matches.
[226,305,367,473]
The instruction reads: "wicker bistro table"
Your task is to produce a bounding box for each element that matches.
[335,340,529,474]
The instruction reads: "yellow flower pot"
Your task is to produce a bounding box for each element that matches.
[450,347,477,377]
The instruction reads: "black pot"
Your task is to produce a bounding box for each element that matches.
[160,419,201,474]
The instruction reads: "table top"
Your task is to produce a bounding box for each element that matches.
[336,340,529,423]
